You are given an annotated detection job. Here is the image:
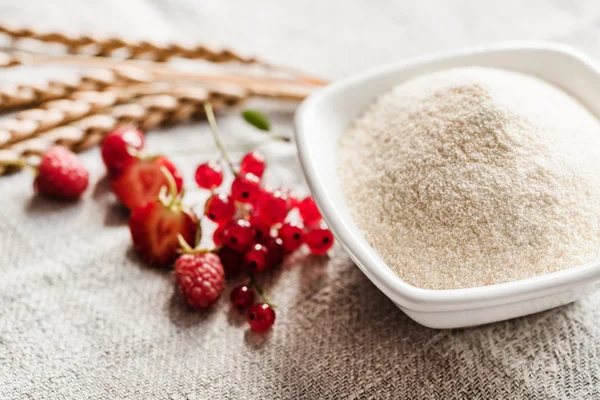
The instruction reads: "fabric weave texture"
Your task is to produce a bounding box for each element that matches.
[1,1,600,398]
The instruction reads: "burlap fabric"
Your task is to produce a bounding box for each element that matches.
[1,1,600,398]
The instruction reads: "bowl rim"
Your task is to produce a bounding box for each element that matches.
[294,41,600,313]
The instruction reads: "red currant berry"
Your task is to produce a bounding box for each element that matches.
[305,226,334,255]
[218,246,243,278]
[278,221,305,253]
[244,243,269,273]
[230,284,255,312]
[213,223,226,246]
[223,219,255,252]
[247,303,275,333]
[260,236,285,268]
[297,196,322,225]
[195,161,223,190]
[288,195,300,209]
[255,189,289,225]
[205,193,235,224]
[101,126,144,176]
[278,187,298,208]
[240,151,266,179]
[249,215,272,241]
[231,173,260,204]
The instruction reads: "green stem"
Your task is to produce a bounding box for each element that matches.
[204,102,237,177]
[268,131,291,142]
[249,274,277,308]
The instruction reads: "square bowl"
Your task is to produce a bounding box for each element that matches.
[294,42,600,329]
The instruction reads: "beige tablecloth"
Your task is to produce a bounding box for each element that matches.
[1,1,600,398]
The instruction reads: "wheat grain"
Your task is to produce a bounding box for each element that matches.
[0,87,247,175]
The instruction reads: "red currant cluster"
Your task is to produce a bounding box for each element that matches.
[195,149,334,332]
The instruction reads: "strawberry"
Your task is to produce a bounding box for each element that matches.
[101,126,145,176]
[128,167,198,266]
[129,201,198,266]
[174,252,225,308]
[111,156,183,210]
[34,146,89,200]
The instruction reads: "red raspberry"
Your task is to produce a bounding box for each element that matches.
[240,151,266,179]
[174,253,225,309]
[101,127,144,176]
[34,146,89,200]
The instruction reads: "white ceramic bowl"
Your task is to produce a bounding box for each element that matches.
[294,42,600,329]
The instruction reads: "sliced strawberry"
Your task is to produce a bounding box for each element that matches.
[129,200,198,267]
[111,156,183,210]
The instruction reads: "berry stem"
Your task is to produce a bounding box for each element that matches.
[159,166,179,208]
[269,132,291,142]
[249,273,277,308]
[204,102,237,177]
[177,234,195,253]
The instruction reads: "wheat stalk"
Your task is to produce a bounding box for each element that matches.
[0,82,192,147]
[0,68,152,112]
[0,87,247,175]
[0,24,328,84]
[0,24,259,64]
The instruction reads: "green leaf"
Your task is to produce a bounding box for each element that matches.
[242,109,271,131]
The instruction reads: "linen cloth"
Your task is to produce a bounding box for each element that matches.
[1,1,600,398]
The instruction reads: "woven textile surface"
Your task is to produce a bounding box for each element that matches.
[1,1,600,398]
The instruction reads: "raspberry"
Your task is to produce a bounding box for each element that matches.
[34,146,89,200]
[174,253,225,308]
[101,127,144,176]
